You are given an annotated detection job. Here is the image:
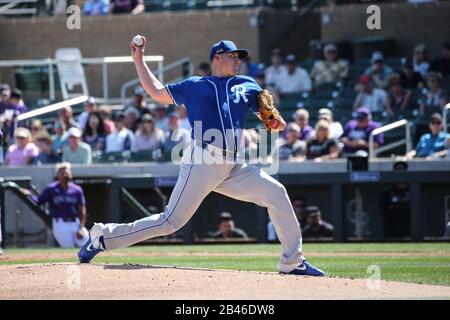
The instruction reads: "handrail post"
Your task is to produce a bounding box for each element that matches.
[405,121,412,153]
[102,61,108,104]
[48,58,55,101]
[369,134,375,159]
[444,103,450,134]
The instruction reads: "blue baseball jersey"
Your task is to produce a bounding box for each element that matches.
[166,75,262,152]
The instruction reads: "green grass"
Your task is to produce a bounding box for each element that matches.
[2,243,450,287]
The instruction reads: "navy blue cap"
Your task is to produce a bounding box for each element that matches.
[209,40,248,61]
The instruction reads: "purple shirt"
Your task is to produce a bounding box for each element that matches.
[342,120,384,154]
[299,125,314,141]
[36,181,86,219]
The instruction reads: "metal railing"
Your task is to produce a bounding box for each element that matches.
[444,103,450,134]
[14,95,88,128]
[369,119,412,158]
[0,55,164,103]
[120,56,194,106]
[0,0,37,15]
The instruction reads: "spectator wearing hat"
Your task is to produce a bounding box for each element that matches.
[153,104,169,132]
[292,109,314,141]
[33,132,61,165]
[197,62,212,77]
[2,89,29,143]
[405,113,449,159]
[429,42,450,77]
[5,127,39,166]
[275,54,312,94]
[317,108,343,139]
[385,73,412,118]
[30,119,50,142]
[265,48,288,87]
[25,162,90,248]
[302,206,333,238]
[105,112,135,153]
[412,43,430,78]
[353,74,387,114]
[131,113,164,152]
[310,43,349,86]
[208,212,248,239]
[306,119,340,161]
[77,97,97,131]
[418,72,448,117]
[98,105,116,134]
[124,86,149,118]
[340,107,383,155]
[51,120,69,156]
[123,107,140,132]
[62,127,92,164]
[58,106,80,130]
[379,160,411,239]
[364,51,394,89]
[270,122,306,162]
[400,58,424,89]
[82,111,107,152]
[163,112,190,153]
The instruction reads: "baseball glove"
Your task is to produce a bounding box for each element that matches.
[256,89,284,132]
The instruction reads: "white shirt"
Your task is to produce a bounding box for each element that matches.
[77,111,89,131]
[330,121,344,139]
[359,88,387,113]
[105,128,135,153]
[276,67,312,93]
[265,65,288,87]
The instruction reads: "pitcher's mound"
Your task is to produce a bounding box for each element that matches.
[1,263,449,299]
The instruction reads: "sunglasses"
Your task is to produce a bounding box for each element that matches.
[431,121,442,125]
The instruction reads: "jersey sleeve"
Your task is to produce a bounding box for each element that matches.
[37,186,51,206]
[165,77,195,106]
[76,186,86,207]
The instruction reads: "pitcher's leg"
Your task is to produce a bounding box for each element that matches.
[102,162,221,250]
[214,163,303,273]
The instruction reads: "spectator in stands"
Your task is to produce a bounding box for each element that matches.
[0,83,10,107]
[5,127,38,166]
[77,97,97,131]
[52,120,69,155]
[429,42,450,77]
[208,212,248,239]
[302,206,333,238]
[131,113,164,152]
[419,72,448,117]
[270,122,306,162]
[412,43,430,78]
[340,107,383,156]
[26,162,89,248]
[385,73,412,118]
[254,68,280,105]
[353,74,387,114]
[405,113,449,159]
[152,104,169,132]
[306,119,340,161]
[175,105,192,132]
[400,58,424,89]
[98,105,116,134]
[265,48,287,87]
[292,109,314,141]
[30,119,50,141]
[379,160,411,239]
[124,107,139,132]
[83,0,110,15]
[125,86,149,118]
[110,0,144,14]
[33,133,61,165]
[275,54,312,94]
[2,89,29,143]
[59,106,79,130]
[82,112,107,152]
[310,43,349,86]
[197,62,212,77]
[317,108,343,140]
[364,51,393,89]
[62,127,92,164]
[268,195,308,241]
[239,56,259,78]
[163,112,190,153]
[105,111,135,153]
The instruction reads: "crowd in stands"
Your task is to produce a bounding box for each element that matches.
[1,41,450,167]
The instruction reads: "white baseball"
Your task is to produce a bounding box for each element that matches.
[133,35,144,47]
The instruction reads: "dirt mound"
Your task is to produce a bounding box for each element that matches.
[1,263,449,300]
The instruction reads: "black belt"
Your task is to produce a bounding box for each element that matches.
[53,217,78,222]
[195,141,237,161]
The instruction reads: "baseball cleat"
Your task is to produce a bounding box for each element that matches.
[283,260,325,277]
[78,223,105,263]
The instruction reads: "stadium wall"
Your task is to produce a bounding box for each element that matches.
[320,2,450,58]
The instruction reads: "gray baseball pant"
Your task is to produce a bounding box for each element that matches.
[101,143,303,273]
